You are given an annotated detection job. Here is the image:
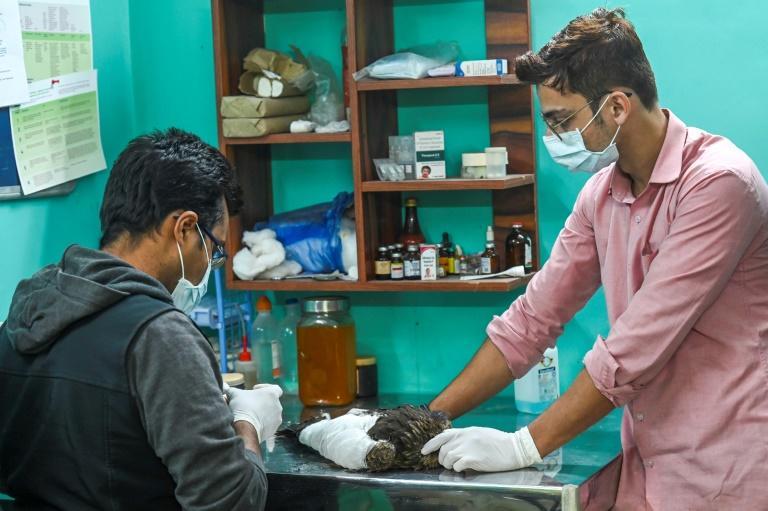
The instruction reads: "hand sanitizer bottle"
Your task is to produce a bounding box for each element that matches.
[514,347,560,414]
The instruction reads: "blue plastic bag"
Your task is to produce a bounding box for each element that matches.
[254,192,353,274]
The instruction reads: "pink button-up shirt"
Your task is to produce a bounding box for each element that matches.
[488,110,768,510]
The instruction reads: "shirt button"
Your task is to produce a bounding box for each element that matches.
[636,413,645,422]
[635,216,642,223]
[646,460,655,468]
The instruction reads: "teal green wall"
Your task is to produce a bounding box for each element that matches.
[0,0,136,315]
[2,0,767,400]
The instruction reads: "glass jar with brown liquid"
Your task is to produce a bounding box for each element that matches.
[297,297,357,406]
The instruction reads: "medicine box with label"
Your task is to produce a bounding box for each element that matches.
[455,59,508,77]
[420,244,438,281]
[414,131,446,180]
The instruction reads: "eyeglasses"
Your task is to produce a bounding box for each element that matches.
[199,224,228,269]
[543,91,633,141]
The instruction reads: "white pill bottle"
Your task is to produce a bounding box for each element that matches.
[514,347,560,414]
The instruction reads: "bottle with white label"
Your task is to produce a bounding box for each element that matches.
[514,347,560,414]
[252,296,282,387]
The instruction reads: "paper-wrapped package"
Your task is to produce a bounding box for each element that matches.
[221,95,309,118]
[222,115,305,138]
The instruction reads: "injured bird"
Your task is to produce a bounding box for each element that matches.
[286,405,452,471]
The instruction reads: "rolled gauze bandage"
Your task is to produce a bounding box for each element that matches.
[298,409,383,470]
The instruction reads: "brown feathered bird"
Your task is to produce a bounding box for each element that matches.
[291,405,452,472]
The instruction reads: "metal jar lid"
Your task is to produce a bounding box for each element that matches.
[303,296,350,314]
[356,356,377,367]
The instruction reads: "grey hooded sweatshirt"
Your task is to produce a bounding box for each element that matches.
[2,245,267,510]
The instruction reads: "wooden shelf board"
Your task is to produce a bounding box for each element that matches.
[227,274,533,293]
[222,132,351,145]
[361,174,534,192]
[355,74,522,92]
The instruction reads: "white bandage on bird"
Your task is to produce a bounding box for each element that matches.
[298,409,382,470]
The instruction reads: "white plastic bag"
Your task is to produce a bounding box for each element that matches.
[354,42,461,81]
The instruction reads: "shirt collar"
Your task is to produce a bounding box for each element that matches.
[608,109,687,202]
[649,109,687,184]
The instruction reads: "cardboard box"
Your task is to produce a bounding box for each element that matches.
[414,131,445,180]
[420,244,438,281]
[455,59,508,77]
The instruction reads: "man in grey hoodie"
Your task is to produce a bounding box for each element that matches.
[0,128,282,510]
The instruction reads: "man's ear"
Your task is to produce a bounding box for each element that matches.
[168,210,199,246]
[609,91,632,126]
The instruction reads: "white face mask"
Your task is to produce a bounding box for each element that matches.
[542,96,621,174]
[171,224,211,314]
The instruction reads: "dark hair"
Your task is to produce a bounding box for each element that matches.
[515,8,658,110]
[99,128,241,248]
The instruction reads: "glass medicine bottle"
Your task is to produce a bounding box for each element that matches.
[400,198,425,246]
[505,224,533,272]
[375,246,391,280]
[390,252,404,280]
[481,242,500,275]
[404,245,421,280]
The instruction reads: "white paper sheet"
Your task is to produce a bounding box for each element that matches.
[18,0,93,81]
[10,69,105,194]
[0,0,30,107]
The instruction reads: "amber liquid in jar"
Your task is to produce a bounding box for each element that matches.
[297,323,357,406]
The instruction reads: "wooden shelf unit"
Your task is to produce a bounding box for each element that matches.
[228,274,533,293]
[211,0,539,293]
[223,132,352,145]
[361,174,534,192]
[355,74,522,91]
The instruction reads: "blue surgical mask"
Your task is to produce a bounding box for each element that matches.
[542,96,621,174]
[171,224,211,314]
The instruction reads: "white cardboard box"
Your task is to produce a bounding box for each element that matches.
[455,59,508,77]
[414,131,445,180]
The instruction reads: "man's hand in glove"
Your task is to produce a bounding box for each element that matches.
[421,426,542,472]
[224,383,283,444]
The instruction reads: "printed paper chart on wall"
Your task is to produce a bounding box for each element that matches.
[9,69,105,195]
[19,0,93,82]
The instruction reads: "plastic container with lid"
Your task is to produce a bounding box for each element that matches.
[297,296,357,406]
[222,372,245,390]
[461,152,487,179]
[485,147,508,178]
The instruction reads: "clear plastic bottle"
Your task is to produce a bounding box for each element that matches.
[278,298,301,394]
[251,296,282,387]
[514,347,560,414]
[234,335,259,390]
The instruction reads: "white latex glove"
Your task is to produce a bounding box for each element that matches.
[225,383,283,443]
[421,426,542,473]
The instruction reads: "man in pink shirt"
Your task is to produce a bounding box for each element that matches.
[423,8,768,510]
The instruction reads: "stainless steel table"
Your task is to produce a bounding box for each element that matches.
[264,394,622,511]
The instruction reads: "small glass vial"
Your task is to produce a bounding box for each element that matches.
[459,255,469,275]
[481,242,500,275]
[375,246,391,280]
[390,252,404,280]
[404,245,421,280]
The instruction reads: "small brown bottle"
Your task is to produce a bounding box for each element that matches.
[505,224,533,272]
[390,252,404,280]
[375,246,391,280]
[481,242,500,275]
